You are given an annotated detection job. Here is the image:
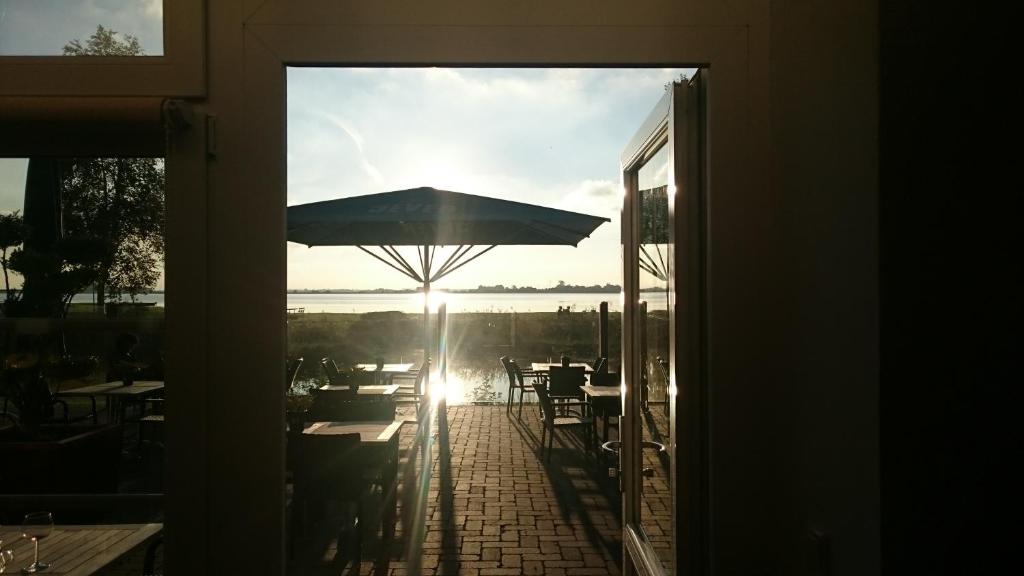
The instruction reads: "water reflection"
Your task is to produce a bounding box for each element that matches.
[444,361,509,405]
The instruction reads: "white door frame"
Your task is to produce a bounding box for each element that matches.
[192,2,755,573]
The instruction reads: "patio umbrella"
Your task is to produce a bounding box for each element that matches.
[288,186,609,290]
[287,186,610,386]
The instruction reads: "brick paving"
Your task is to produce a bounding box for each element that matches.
[289,405,624,575]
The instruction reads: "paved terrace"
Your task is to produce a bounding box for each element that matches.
[289,405,628,576]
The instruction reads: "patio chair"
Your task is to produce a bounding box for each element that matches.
[1,366,69,426]
[393,359,430,418]
[589,371,621,443]
[657,356,671,416]
[290,432,371,564]
[286,356,304,392]
[508,360,538,419]
[319,357,344,385]
[548,365,587,407]
[533,382,593,462]
[308,394,395,421]
[500,356,519,414]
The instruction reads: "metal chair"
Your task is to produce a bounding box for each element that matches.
[290,432,370,564]
[532,382,593,462]
[547,365,587,405]
[319,357,345,386]
[508,360,538,419]
[588,371,621,443]
[286,356,304,392]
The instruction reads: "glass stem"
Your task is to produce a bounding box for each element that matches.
[33,537,39,564]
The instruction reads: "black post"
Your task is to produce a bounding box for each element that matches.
[598,301,609,365]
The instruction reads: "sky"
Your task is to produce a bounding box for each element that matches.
[0,0,163,55]
[0,3,690,292]
[287,67,690,290]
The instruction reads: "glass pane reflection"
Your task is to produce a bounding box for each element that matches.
[0,1,163,56]
[635,144,674,571]
[1,156,166,525]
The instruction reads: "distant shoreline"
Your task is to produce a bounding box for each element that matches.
[285,285,667,294]
[286,285,626,295]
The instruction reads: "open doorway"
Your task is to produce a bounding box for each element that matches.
[283,67,699,576]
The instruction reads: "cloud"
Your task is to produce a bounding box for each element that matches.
[322,112,384,184]
[286,67,692,289]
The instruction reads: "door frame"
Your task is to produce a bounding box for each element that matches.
[620,72,709,576]
[192,4,752,572]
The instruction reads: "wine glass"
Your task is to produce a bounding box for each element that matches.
[20,512,53,573]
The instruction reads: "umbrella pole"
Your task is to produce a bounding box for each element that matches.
[422,245,431,399]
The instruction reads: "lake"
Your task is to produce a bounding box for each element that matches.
[72,291,667,314]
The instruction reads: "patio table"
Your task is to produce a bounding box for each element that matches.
[354,363,415,385]
[317,384,400,395]
[0,523,161,575]
[302,420,406,537]
[58,381,164,424]
[580,385,621,443]
[531,362,594,373]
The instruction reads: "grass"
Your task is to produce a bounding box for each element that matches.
[287,310,626,384]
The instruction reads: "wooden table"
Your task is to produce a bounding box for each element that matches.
[302,420,406,537]
[0,523,161,575]
[59,381,164,424]
[352,363,415,385]
[354,363,414,374]
[531,362,593,373]
[317,384,399,395]
[581,385,621,443]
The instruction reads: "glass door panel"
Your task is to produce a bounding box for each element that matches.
[621,85,675,576]
[636,144,674,568]
[621,73,705,576]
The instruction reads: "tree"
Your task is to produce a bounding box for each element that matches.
[59,27,164,304]
[60,158,164,303]
[62,25,144,57]
[0,212,29,303]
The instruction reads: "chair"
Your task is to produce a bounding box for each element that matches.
[319,357,344,385]
[657,356,671,416]
[588,371,621,443]
[532,382,593,462]
[501,356,535,415]
[308,393,395,421]
[290,432,370,563]
[393,359,430,415]
[1,366,69,427]
[508,360,538,419]
[548,365,586,403]
[286,357,304,392]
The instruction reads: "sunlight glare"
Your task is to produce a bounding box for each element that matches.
[412,289,454,312]
[427,370,466,405]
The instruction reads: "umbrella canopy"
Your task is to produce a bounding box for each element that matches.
[288,187,608,247]
[287,187,610,286]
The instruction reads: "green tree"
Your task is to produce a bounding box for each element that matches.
[62,25,144,56]
[59,27,164,304]
[0,211,29,303]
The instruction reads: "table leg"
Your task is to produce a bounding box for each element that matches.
[383,436,398,540]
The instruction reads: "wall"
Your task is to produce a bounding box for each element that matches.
[189,1,881,574]
[879,3,1015,574]
[770,0,880,574]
